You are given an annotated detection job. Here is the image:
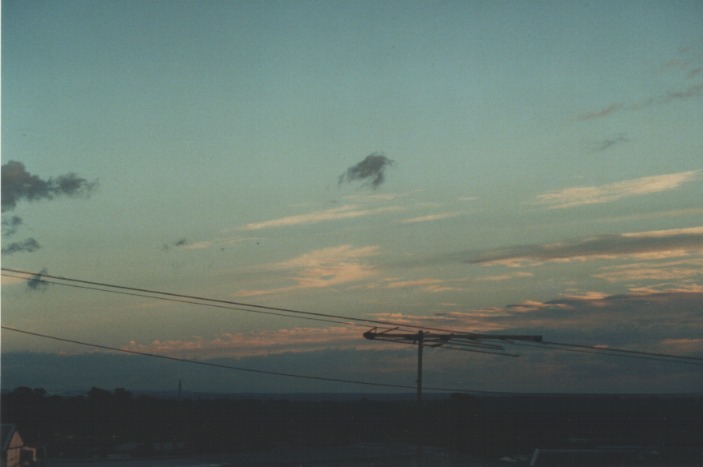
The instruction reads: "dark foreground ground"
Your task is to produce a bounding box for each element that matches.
[3,388,702,466]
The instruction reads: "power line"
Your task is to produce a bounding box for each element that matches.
[1,272,350,327]
[540,340,703,365]
[1,268,464,334]
[0,325,489,394]
[4,267,702,365]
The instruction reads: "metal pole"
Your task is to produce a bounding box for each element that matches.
[416,331,424,403]
[416,331,424,466]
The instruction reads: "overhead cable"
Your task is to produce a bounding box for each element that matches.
[0,325,491,394]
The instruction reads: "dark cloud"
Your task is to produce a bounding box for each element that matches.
[2,238,41,255]
[591,134,628,152]
[465,229,703,265]
[1,161,97,255]
[339,153,395,189]
[1,215,23,236]
[493,291,703,357]
[663,82,703,102]
[577,103,623,121]
[687,68,702,79]
[26,268,49,291]
[162,238,188,251]
[1,160,98,212]
[577,82,703,121]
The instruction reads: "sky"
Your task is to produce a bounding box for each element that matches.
[2,0,703,394]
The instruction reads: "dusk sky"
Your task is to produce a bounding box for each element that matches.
[2,0,703,394]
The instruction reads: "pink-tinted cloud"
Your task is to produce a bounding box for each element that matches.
[384,277,463,293]
[536,171,700,210]
[594,258,703,283]
[123,326,380,358]
[234,245,380,297]
[399,212,462,224]
[659,338,703,353]
[475,271,534,282]
[242,204,403,230]
[466,226,703,267]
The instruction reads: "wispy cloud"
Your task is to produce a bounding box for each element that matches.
[384,277,462,293]
[659,338,703,353]
[123,326,374,358]
[593,258,703,283]
[243,204,403,230]
[162,235,259,251]
[590,133,628,153]
[466,226,703,267]
[475,271,534,282]
[126,288,703,360]
[400,212,461,224]
[535,171,700,209]
[577,82,703,121]
[161,237,189,252]
[578,44,703,121]
[234,245,380,297]
[577,103,624,121]
[343,192,412,203]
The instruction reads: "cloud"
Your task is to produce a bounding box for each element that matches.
[475,271,534,282]
[535,171,700,209]
[243,204,402,230]
[343,192,410,203]
[123,326,373,359]
[235,245,380,297]
[162,237,189,251]
[6,288,703,393]
[515,290,703,343]
[577,82,703,121]
[339,153,395,189]
[26,268,49,291]
[384,277,461,293]
[687,68,702,79]
[1,161,98,255]
[577,103,624,121]
[590,133,628,153]
[466,226,703,266]
[659,338,703,353]
[663,82,703,102]
[593,258,703,283]
[2,238,41,255]
[578,45,703,121]
[1,215,23,236]
[400,212,461,224]
[1,160,97,212]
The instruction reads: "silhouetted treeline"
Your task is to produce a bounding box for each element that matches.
[2,387,702,460]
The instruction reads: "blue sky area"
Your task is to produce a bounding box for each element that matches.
[2,0,703,394]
